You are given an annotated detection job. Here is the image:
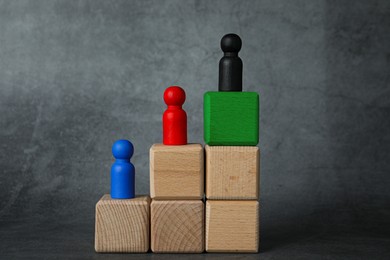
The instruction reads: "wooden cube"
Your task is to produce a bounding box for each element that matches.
[206,145,259,200]
[150,144,204,199]
[95,194,150,253]
[206,200,259,252]
[204,91,259,146]
[151,200,204,253]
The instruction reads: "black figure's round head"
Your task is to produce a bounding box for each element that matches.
[220,33,242,53]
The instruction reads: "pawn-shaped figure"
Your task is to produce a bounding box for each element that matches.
[163,86,187,145]
[219,33,243,92]
[111,140,135,199]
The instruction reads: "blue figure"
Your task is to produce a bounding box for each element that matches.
[111,139,135,199]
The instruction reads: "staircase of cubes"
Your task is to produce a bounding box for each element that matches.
[95,33,260,254]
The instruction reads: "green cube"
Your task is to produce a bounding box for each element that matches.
[204,92,259,146]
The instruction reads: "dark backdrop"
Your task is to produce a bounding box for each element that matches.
[1,0,389,259]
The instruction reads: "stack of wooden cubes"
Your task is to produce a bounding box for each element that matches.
[149,144,205,253]
[203,33,260,253]
[203,92,260,253]
[95,33,260,254]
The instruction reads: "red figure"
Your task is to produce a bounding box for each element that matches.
[163,86,187,145]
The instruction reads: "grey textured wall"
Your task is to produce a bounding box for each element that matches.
[0,0,389,258]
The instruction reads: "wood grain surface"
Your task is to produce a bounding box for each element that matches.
[206,200,259,253]
[150,144,204,199]
[206,145,259,200]
[95,194,150,253]
[151,200,204,253]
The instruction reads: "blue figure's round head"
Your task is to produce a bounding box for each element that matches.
[112,139,134,160]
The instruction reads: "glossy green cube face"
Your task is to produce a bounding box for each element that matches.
[204,92,259,146]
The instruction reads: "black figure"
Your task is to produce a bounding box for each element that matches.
[218,33,243,92]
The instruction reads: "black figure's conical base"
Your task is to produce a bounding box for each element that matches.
[218,33,243,92]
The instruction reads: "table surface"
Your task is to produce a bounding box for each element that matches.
[1,215,389,259]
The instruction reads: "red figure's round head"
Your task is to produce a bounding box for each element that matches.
[164,86,186,106]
